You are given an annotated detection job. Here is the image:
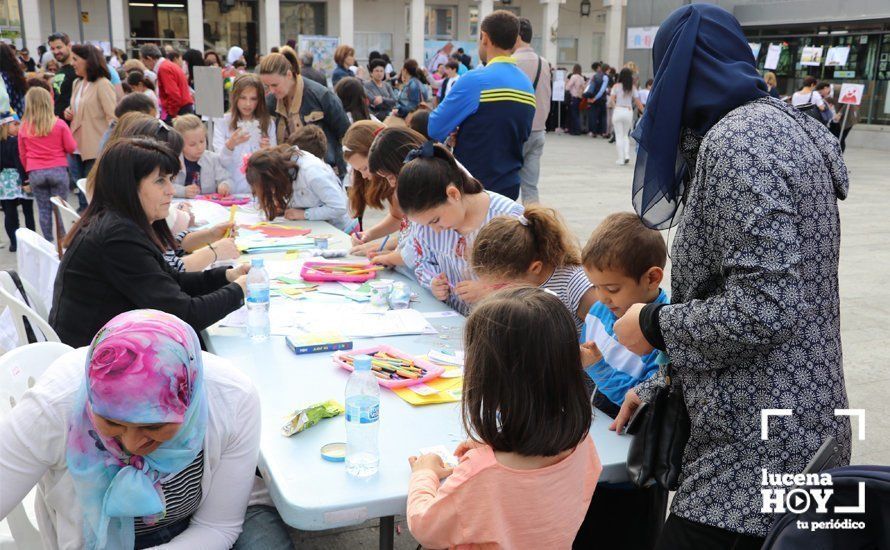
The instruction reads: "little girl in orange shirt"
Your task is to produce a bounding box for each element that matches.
[407,287,603,549]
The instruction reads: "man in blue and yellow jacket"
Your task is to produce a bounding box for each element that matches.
[428,10,535,201]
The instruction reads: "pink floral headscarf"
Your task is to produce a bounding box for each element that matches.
[66,310,207,549]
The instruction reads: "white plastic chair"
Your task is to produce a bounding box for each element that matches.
[0,273,60,347]
[15,229,60,314]
[76,178,89,204]
[0,342,73,550]
[50,197,80,241]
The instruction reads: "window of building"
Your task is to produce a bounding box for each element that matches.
[469,6,478,38]
[425,5,456,40]
[203,0,258,66]
[128,1,189,58]
[280,1,325,43]
[558,37,578,64]
[0,0,22,47]
[355,32,393,62]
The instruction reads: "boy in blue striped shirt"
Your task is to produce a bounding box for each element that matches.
[579,212,668,418]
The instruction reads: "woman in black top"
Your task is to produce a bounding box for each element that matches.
[50,138,248,348]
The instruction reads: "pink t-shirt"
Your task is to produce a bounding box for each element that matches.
[18,118,77,173]
[407,436,602,549]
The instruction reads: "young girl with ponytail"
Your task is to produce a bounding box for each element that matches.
[397,140,523,315]
[470,205,596,334]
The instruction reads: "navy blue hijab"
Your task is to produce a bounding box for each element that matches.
[631,4,768,229]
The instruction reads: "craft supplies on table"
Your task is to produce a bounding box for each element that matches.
[286,332,353,355]
[196,193,252,206]
[333,345,444,388]
[337,308,438,338]
[281,400,345,436]
[392,367,463,405]
[300,261,382,283]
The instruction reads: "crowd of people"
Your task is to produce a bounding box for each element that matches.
[0,3,858,550]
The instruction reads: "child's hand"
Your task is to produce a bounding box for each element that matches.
[580,341,603,367]
[369,251,402,267]
[349,241,377,256]
[284,208,306,221]
[351,231,367,246]
[217,182,231,196]
[454,280,488,304]
[408,454,453,479]
[226,128,250,150]
[184,184,200,198]
[431,273,450,301]
[454,439,484,458]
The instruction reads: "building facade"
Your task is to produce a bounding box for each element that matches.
[623,0,890,131]
[3,0,631,73]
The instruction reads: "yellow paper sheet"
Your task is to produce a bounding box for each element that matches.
[392,366,462,406]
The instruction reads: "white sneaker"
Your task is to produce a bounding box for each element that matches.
[615,159,626,165]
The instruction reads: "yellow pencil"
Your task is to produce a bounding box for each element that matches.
[224,205,237,238]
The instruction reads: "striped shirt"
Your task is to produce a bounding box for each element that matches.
[412,191,524,315]
[134,449,204,536]
[539,265,593,335]
[581,289,669,406]
[163,230,191,273]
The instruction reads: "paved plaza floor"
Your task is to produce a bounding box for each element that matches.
[1,133,886,548]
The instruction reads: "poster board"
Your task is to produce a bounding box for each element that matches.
[764,44,781,70]
[552,69,566,102]
[626,27,658,50]
[298,35,340,76]
[192,66,225,118]
[825,46,850,67]
[800,46,824,67]
[838,83,865,106]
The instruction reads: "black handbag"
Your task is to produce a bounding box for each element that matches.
[624,362,690,490]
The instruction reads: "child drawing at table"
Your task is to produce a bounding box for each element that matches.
[407,287,602,548]
[244,144,354,232]
[397,140,523,315]
[469,205,596,335]
[212,73,277,195]
[351,126,426,279]
[173,115,233,198]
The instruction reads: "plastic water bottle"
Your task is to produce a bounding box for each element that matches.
[345,355,380,477]
[246,258,270,341]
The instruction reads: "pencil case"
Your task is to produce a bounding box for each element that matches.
[196,193,252,206]
[300,261,379,283]
[332,345,445,389]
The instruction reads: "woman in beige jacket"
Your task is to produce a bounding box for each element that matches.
[65,44,116,178]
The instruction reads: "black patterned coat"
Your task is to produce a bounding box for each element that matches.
[636,97,852,537]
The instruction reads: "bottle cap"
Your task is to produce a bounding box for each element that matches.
[353,354,372,371]
[320,442,346,462]
[251,258,264,267]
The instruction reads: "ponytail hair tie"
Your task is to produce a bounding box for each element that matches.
[404,140,436,164]
[517,215,530,226]
[373,126,386,137]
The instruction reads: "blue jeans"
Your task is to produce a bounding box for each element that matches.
[588,100,607,135]
[232,505,295,550]
[67,154,90,212]
[134,515,191,549]
[568,97,582,135]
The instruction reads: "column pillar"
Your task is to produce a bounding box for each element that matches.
[603,0,624,67]
[262,0,281,52]
[21,0,43,54]
[108,0,126,51]
[409,0,424,63]
[540,0,561,64]
[339,0,353,47]
[187,0,204,52]
[479,0,493,25]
